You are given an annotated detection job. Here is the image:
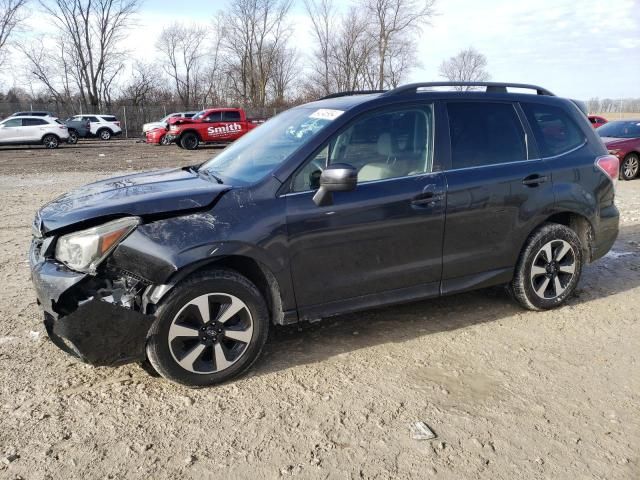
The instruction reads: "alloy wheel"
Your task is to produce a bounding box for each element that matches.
[623,155,639,179]
[168,293,254,374]
[530,239,576,299]
[43,135,58,149]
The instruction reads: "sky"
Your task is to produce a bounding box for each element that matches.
[4,0,640,100]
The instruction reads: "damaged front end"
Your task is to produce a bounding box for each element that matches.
[30,229,155,367]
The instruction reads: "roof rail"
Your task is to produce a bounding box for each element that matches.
[319,90,387,100]
[383,82,555,97]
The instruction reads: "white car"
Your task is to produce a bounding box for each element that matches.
[68,114,122,140]
[142,112,197,133]
[0,116,69,149]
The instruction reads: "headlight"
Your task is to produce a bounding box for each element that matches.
[55,217,139,273]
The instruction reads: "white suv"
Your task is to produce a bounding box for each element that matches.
[0,116,69,149]
[69,114,122,140]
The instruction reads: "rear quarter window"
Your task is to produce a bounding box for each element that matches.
[521,103,585,157]
[101,116,118,122]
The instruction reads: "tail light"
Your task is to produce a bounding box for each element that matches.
[114,121,121,126]
[596,154,619,187]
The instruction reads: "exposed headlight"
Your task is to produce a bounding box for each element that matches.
[55,217,139,273]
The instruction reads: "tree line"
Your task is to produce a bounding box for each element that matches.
[2,0,504,113]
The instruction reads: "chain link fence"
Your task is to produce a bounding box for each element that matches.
[0,102,287,138]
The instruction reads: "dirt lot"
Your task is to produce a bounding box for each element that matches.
[0,141,638,479]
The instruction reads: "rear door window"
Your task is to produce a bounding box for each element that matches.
[222,111,241,122]
[23,118,47,126]
[521,103,585,157]
[447,102,527,169]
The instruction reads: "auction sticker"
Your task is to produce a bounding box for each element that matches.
[309,109,344,120]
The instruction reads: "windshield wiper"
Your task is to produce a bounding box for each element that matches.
[198,169,224,184]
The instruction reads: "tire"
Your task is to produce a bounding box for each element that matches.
[620,153,639,180]
[67,130,78,145]
[98,129,112,141]
[160,135,169,146]
[180,132,199,150]
[42,134,59,149]
[146,269,270,387]
[176,141,184,149]
[510,223,583,311]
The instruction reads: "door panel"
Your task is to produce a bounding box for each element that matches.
[441,101,553,283]
[286,173,446,308]
[442,160,553,280]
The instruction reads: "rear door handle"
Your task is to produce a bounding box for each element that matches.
[522,174,548,186]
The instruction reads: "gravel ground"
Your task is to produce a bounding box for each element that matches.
[0,141,638,479]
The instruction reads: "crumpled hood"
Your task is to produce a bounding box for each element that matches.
[37,168,230,234]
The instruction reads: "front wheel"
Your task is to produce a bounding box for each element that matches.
[42,134,59,149]
[510,223,583,311]
[146,270,270,387]
[160,135,170,146]
[180,132,199,150]
[620,153,639,180]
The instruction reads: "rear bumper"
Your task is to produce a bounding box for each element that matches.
[29,239,154,366]
[592,204,620,261]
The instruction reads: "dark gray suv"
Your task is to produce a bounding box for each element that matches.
[29,82,620,387]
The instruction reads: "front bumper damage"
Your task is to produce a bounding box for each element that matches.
[29,237,155,366]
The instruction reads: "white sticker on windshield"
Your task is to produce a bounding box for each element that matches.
[309,109,344,121]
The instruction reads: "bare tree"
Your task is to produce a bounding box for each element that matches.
[19,37,73,104]
[219,0,293,106]
[330,7,374,91]
[0,0,27,68]
[156,23,207,109]
[271,45,298,104]
[362,0,435,90]
[120,61,164,106]
[40,0,141,109]
[439,47,490,90]
[304,0,336,95]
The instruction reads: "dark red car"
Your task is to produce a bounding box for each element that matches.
[588,115,607,129]
[597,120,640,180]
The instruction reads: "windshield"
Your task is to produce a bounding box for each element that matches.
[199,106,343,185]
[597,120,640,138]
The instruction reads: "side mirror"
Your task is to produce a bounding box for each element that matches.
[312,163,357,207]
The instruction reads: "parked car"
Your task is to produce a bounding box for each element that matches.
[588,115,608,129]
[0,116,68,148]
[142,112,197,133]
[597,119,640,180]
[66,114,122,140]
[9,111,55,118]
[63,117,92,144]
[29,82,619,387]
[165,107,263,149]
[145,126,171,145]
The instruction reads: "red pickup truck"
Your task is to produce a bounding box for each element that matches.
[165,108,263,149]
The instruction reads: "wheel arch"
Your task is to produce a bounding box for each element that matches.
[538,211,595,263]
[179,129,202,142]
[41,133,61,142]
[151,255,289,326]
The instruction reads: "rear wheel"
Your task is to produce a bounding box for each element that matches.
[146,270,269,387]
[510,223,583,311]
[98,129,112,141]
[180,132,199,150]
[67,130,78,145]
[620,153,639,180]
[42,134,59,149]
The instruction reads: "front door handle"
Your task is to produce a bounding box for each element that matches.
[411,189,444,207]
[522,174,548,187]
